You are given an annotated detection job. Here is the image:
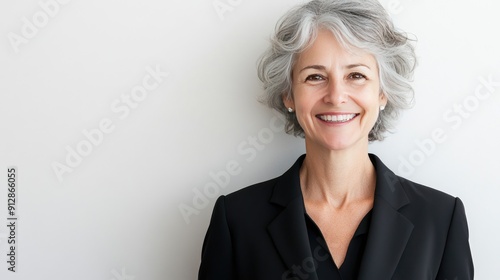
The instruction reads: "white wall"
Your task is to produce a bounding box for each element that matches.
[0,0,498,279]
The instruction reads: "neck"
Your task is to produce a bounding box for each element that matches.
[300,140,376,208]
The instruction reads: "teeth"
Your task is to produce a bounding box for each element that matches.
[319,114,357,123]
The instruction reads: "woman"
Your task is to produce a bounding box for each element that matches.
[199,0,473,279]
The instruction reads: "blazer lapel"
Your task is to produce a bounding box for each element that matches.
[267,155,319,280]
[266,154,414,280]
[358,154,414,280]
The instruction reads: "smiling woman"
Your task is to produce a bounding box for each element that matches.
[258,6,416,142]
[198,0,473,279]
[284,29,384,152]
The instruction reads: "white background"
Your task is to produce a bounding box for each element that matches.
[0,0,499,279]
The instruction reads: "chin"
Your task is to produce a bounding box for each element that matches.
[317,137,356,151]
[315,133,367,152]
[324,142,355,151]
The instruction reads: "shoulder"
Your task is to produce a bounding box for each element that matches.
[222,177,279,209]
[210,176,285,232]
[222,155,305,212]
[399,175,457,207]
[395,175,464,226]
[371,153,462,223]
[371,153,459,211]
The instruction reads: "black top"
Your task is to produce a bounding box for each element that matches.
[305,210,372,280]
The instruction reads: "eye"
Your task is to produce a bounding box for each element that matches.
[348,72,367,80]
[305,74,325,82]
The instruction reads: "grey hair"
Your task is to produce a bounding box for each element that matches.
[257,0,416,141]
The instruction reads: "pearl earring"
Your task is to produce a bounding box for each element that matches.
[380,105,385,111]
[287,107,294,113]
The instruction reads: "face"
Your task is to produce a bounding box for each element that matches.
[284,29,386,152]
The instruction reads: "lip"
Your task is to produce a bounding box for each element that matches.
[316,112,360,125]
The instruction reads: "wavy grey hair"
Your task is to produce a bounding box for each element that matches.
[257,0,416,141]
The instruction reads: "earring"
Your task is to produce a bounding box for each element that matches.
[380,105,385,111]
[287,107,294,113]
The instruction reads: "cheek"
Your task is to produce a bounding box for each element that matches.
[293,93,314,111]
[358,86,382,107]
[293,99,316,129]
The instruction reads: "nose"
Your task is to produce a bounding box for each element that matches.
[323,79,348,106]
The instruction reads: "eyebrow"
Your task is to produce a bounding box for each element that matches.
[299,63,371,73]
[346,63,371,70]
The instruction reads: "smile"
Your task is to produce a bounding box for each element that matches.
[317,113,359,123]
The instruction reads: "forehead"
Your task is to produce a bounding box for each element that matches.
[295,29,377,68]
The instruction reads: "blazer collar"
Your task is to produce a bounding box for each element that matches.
[267,154,414,280]
[267,155,319,279]
[358,154,414,279]
[369,153,410,209]
[268,154,410,207]
[269,154,305,207]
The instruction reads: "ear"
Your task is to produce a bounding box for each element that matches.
[379,91,388,107]
[282,92,294,110]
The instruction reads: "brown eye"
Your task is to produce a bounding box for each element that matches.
[348,72,367,80]
[305,74,325,82]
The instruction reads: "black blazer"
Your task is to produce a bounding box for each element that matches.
[199,154,473,280]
